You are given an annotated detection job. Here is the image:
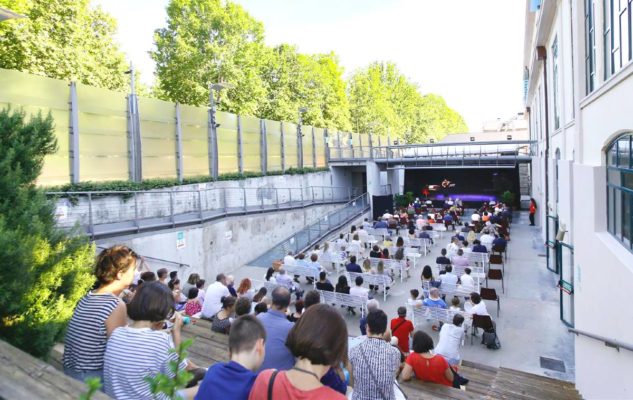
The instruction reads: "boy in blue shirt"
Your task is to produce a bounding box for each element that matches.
[195,315,266,400]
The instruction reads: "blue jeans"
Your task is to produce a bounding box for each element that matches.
[65,368,103,385]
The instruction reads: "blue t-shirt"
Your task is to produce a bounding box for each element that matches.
[423,298,448,309]
[346,263,362,273]
[257,310,295,371]
[195,361,256,400]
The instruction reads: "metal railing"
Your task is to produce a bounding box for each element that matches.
[48,185,362,238]
[248,193,370,268]
[328,140,536,165]
[568,328,633,352]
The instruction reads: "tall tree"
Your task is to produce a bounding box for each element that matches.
[0,108,94,357]
[0,0,131,91]
[152,0,268,115]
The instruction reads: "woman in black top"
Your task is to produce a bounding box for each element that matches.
[369,245,382,259]
[335,275,350,294]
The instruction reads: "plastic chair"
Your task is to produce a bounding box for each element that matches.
[480,287,500,317]
[486,268,504,293]
[492,244,507,261]
[471,314,495,345]
[489,253,504,274]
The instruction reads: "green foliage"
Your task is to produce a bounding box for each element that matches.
[79,377,102,400]
[501,190,516,206]
[347,62,467,143]
[394,191,415,208]
[45,167,330,195]
[0,108,95,358]
[0,0,143,91]
[144,339,194,400]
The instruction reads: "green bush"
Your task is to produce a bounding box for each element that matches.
[500,190,516,206]
[0,108,95,358]
[394,191,415,208]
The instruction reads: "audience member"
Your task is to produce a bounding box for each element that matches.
[449,296,461,312]
[400,331,454,387]
[434,314,466,366]
[103,282,201,399]
[212,295,237,334]
[182,273,200,298]
[287,299,304,323]
[436,248,451,266]
[408,289,423,310]
[196,279,206,305]
[226,275,237,297]
[350,310,401,400]
[316,271,334,291]
[390,306,414,354]
[452,249,469,267]
[346,255,362,273]
[369,245,382,258]
[469,292,489,316]
[157,268,169,285]
[235,296,252,318]
[304,290,321,309]
[184,287,202,316]
[359,299,380,336]
[254,302,268,315]
[460,268,476,293]
[335,275,350,294]
[350,276,369,302]
[439,265,458,286]
[201,274,230,320]
[249,304,347,399]
[472,239,488,253]
[169,270,178,283]
[64,246,137,382]
[283,251,296,267]
[257,287,295,371]
[196,315,266,400]
[139,271,156,283]
[236,278,254,299]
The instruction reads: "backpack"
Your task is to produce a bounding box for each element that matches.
[482,330,501,349]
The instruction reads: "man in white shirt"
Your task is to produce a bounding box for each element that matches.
[439,265,458,286]
[201,273,230,319]
[349,275,370,301]
[434,314,466,365]
[459,267,476,292]
[335,233,347,251]
[471,212,481,222]
[480,230,495,248]
[283,251,295,267]
[469,292,489,316]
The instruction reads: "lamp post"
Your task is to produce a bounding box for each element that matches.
[297,107,307,168]
[208,82,234,179]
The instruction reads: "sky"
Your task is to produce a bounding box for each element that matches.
[92,0,526,131]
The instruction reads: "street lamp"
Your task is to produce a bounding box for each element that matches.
[209,82,235,179]
[297,107,307,168]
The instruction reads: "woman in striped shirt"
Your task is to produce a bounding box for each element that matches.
[103,281,200,399]
[63,245,138,383]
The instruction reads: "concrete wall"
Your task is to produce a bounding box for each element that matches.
[99,203,344,280]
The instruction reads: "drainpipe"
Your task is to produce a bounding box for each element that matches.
[537,46,550,259]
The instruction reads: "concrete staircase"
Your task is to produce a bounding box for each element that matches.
[47,319,582,400]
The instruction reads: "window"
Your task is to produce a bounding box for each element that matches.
[585,0,596,93]
[551,36,561,130]
[604,0,632,79]
[607,133,633,250]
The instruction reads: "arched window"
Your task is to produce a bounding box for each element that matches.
[607,133,633,249]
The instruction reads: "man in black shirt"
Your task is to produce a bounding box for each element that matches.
[315,271,334,291]
[435,248,451,266]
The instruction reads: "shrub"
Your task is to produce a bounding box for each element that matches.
[0,108,95,358]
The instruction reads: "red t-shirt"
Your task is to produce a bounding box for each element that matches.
[390,317,414,353]
[248,369,346,400]
[405,353,452,387]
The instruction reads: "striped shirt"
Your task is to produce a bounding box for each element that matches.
[350,337,401,400]
[63,292,120,372]
[103,327,186,400]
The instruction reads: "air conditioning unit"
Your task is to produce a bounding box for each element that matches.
[470,137,475,142]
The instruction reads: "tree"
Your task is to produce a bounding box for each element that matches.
[0,0,133,91]
[347,61,467,143]
[0,108,95,358]
[152,0,268,115]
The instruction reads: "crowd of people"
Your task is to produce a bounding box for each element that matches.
[61,199,511,399]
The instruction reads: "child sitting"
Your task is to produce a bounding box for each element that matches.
[184,287,202,317]
[449,296,461,312]
[196,315,266,400]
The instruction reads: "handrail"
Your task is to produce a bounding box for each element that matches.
[96,245,190,269]
[45,185,360,196]
[568,328,633,352]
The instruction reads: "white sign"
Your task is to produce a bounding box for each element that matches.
[224,231,232,240]
[54,205,68,221]
[197,183,206,190]
[176,231,186,249]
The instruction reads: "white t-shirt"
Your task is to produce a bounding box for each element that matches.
[459,274,476,292]
[283,255,295,266]
[201,281,230,318]
[471,213,481,222]
[480,234,494,247]
[470,301,489,316]
[350,286,369,301]
[434,323,464,361]
[439,272,458,286]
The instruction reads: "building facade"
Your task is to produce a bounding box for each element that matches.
[524,0,633,397]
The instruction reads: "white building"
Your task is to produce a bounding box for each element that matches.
[524,0,633,398]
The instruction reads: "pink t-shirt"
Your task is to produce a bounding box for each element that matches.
[248,369,346,400]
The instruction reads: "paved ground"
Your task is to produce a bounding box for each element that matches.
[230,210,575,382]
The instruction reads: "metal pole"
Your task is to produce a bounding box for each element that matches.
[198,190,203,221]
[175,103,184,182]
[87,193,94,238]
[237,115,243,174]
[260,119,267,175]
[68,81,80,183]
[297,111,303,169]
[261,188,265,210]
[311,126,316,167]
[243,188,247,212]
[223,188,228,216]
[208,84,219,179]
